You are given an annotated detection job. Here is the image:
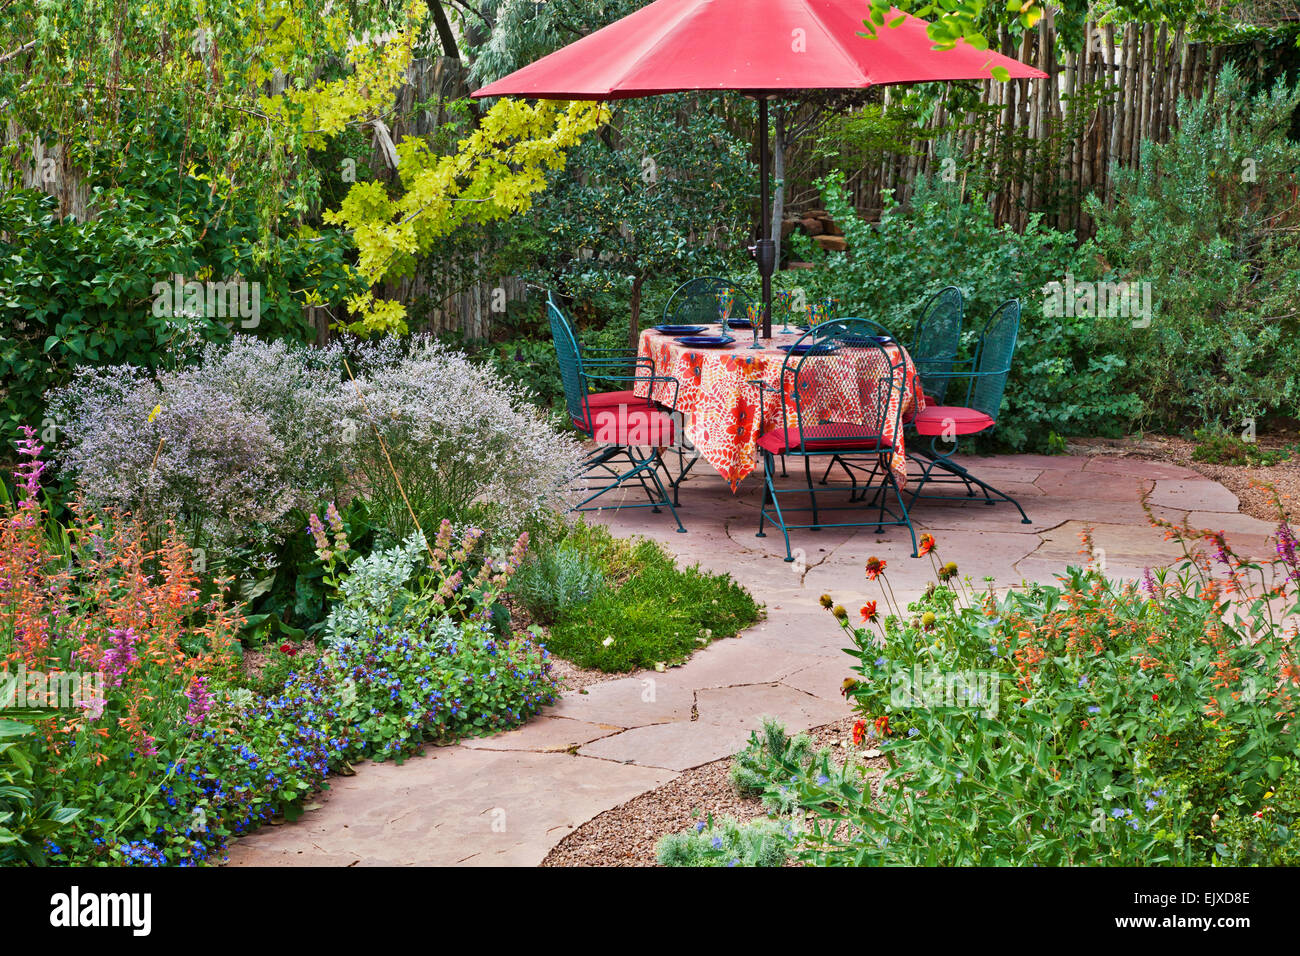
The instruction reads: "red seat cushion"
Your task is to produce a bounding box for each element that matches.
[575,405,677,445]
[911,405,995,437]
[757,423,892,455]
[586,389,649,409]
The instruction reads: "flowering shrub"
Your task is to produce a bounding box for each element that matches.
[48,335,583,556]
[345,335,583,538]
[3,430,558,865]
[747,508,1300,866]
[1,428,247,864]
[48,337,353,551]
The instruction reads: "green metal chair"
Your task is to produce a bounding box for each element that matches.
[663,277,756,328]
[752,318,918,560]
[909,286,965,407]
[816,316,903,485]
[548,294,687,532]
[905,299,1031,523]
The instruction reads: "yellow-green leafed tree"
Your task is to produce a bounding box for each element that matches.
[324,98,610,335]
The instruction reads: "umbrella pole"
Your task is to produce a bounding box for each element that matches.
[754,95,775,339]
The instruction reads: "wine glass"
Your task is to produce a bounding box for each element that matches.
[776,290,796,335]
[745,302,763,349]
[715,289,735,335]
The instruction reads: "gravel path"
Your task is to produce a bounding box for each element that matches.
[541,715,888,866]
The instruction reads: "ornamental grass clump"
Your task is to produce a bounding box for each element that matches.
[748,494,1300,866]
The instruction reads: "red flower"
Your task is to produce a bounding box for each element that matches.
[918,534,936,556]
[1151,693,1159,702]
[280,642,298,657]
[865,556,887,580]
[725,397,757,442]
[860,601,878,623]
[852,719,867,746]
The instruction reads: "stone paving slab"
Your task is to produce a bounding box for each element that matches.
[224,453,1255,868]
[1148,479,1239,513]
[460,716,620,752]
[226,748,674,867]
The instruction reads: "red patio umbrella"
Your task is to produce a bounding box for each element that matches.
[472,0,1047,336]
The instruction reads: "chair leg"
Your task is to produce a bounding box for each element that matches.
[887,467,919,557]
[802,455,820,529]
[649,449,687,532]
[758,451,793,561]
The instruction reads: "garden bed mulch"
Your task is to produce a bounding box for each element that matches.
[1066,434,1300,524]
[541,715,887,866]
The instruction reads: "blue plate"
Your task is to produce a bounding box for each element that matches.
[654,324,708,334]
[725,318,753,329]
[676,335,736,347]
[778,343,840,356]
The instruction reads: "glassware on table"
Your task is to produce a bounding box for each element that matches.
[745,302,763,349]
[715,289,735,333]
[775,290,796,335]
[806,302,829,326]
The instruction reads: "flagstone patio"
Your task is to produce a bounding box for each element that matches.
[224,453,1273,867]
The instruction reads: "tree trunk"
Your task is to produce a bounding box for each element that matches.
[427,1,460,60]
[770,104,786,261]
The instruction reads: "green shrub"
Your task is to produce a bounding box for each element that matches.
[1214,758,1300,866]
[1084,64,1300,431]
[509,541,606,625]
[1192,427,1297,466]
[744,514,1300,865]
[541,534,760,672]
[655,815,793,867]
[0,716,81,865]
[788,164,1138,451]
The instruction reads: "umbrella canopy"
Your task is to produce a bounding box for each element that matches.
[472,0,1048,334]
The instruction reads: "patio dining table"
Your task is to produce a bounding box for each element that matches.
[633,326,926,491]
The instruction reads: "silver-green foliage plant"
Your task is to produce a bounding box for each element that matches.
[508,540,606,625]
[655,816,793,868]
[1084,64,1300,429]
[48,337,353,550]
[731,717,860,815]
[345,336,583,539]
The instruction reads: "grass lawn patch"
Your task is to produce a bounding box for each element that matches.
[511,520,760,672]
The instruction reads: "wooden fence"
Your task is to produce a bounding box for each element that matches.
[786,19,1244,236]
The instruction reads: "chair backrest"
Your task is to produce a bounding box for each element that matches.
[546,292,592,428]
[910,286,963,403]
[967,299,1020,420]
[776,318,905,453]
[663,276,754,326]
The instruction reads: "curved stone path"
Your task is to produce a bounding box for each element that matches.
[225,454,1273,866]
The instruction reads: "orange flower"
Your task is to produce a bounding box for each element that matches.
[852,719,867,746]
[860,601,878,623]
[918,533,935,556]
[865,556,887,580]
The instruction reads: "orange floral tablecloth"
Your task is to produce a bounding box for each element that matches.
[634,327,925,490]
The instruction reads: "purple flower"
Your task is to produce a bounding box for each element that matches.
[102,627,140,687]
[1142,567,1159,599]
[185,676,212,726]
